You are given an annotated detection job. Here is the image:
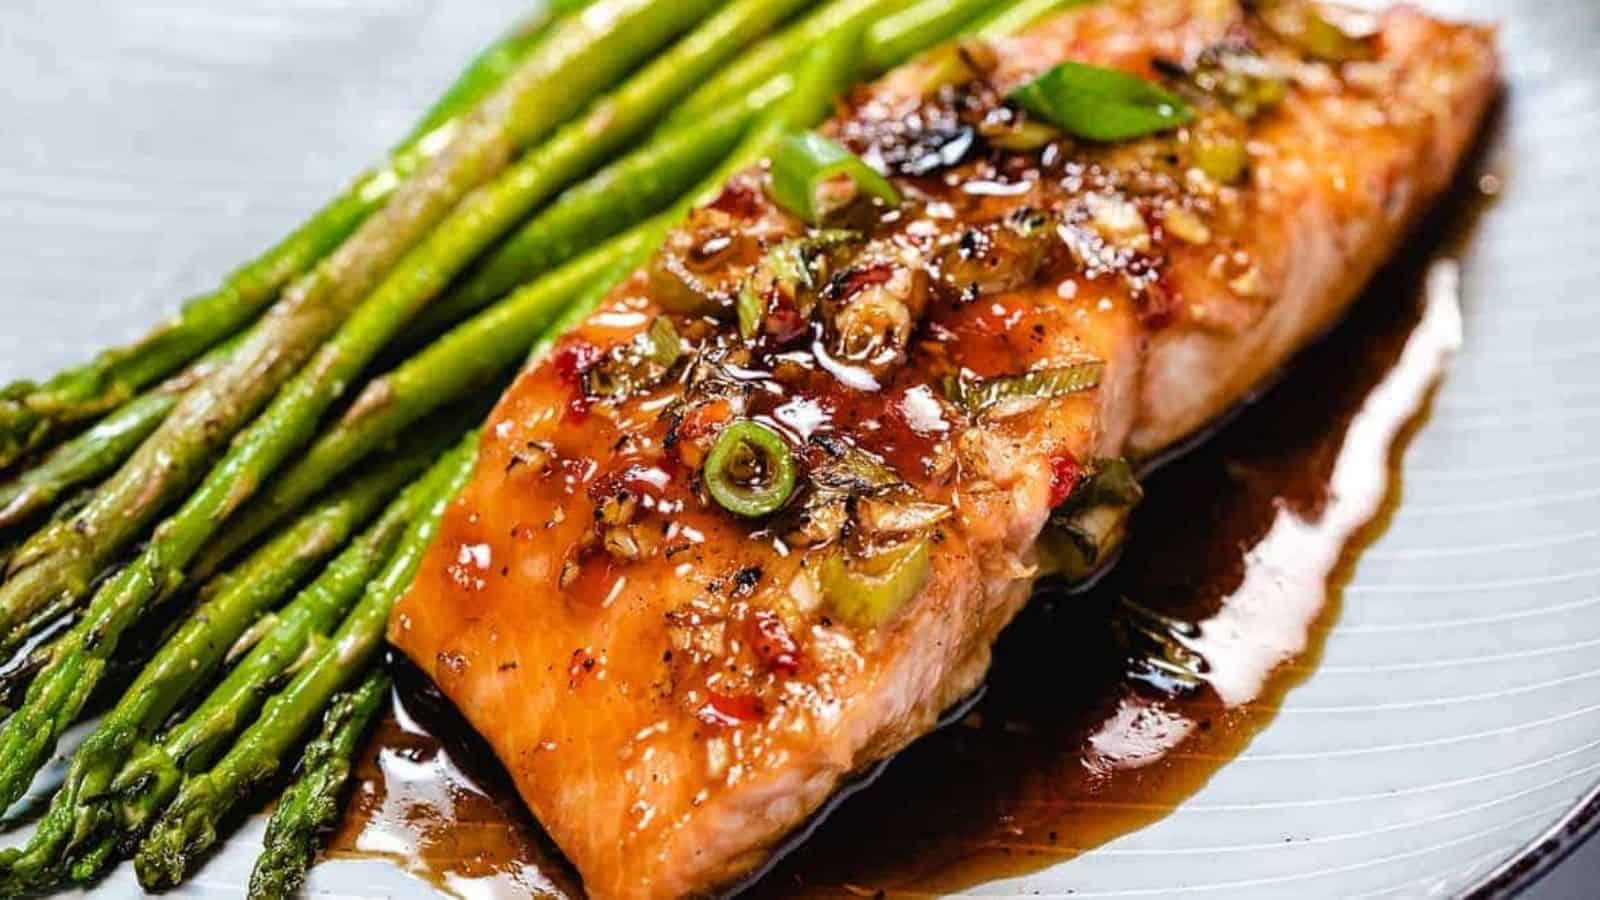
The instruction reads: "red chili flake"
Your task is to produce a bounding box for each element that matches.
[830,262,895,303]
[697,691,767,728]
[674,399,735,459]
[707,180,764,218]
[552,338,601,386]
[552,338,602,424]
[1049,452,1084,508]
[747,610,802,674]
[764,305,809,346]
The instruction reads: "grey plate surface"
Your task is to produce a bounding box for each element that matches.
[2,0,1597,897]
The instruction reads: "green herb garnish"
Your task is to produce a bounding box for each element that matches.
[1009,61,1194,142]
[941,361,1106,418]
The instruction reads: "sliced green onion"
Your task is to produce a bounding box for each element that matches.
[1190,132,1249,184]
[1194,52,1288,119]
[704,420,799,518]
[984,118,1065,151]
[1055,457,1142,514]
[908,41,989,97]
[820,537,931,627]
[855,497,951,535]
[737,282,766,339]
[645,317,683,368]
[1009,61,1193,142]
[650,255,733,317]
[770,230,860,287]
[769,131,902,225]
[1042,457,1143,581]
[583,318,684,400]
[809,441,902,494]
[1254,0,1375,63]
[941,361,1105,418]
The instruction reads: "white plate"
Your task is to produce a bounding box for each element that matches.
[2,1,1597,897]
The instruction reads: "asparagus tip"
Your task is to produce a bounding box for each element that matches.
[135,778,220,892]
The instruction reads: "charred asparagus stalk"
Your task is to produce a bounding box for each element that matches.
[134,433,481,891]
[0,445,437,892]
[105,427,477,856]
[0,336,243,536]
[246,670,391,900]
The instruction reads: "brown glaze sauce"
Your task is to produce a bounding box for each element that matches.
[326,238,1458,899]
[327,100,1501,899]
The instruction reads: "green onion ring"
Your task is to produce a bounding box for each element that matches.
[704,420,799,517]
[769,131,902,225]
[820,537,932,627]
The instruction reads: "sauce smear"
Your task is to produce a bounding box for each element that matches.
[328,245,1466,896]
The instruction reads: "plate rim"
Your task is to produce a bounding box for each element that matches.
[1461,782,1600,898]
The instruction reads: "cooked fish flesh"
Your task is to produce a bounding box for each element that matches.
[390,3,1498,896]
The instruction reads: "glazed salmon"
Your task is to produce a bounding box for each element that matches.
[390,3,1498,897]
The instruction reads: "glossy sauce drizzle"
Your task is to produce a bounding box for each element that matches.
[329,245,1469,897]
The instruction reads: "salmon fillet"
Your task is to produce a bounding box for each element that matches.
[390,3,1498,897]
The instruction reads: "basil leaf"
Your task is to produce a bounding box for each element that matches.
[769,131,902,225]
[1009,61,1193,142]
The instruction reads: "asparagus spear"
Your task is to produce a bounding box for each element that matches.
[670,0,1055,134]
[665,0,917,131]
[536,0,868,348]
[865,0,994,70]
[191,239,637,579]
[246,670,391,900]
[106,435,469,854]
[0,4,581,473]
[0,336,244,536]
[401,80,784,345]
[0,0,688,672]
[135,432,482,891]
[0,447,434,893]
[403,0,596,145]
[970,0,1082,38]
